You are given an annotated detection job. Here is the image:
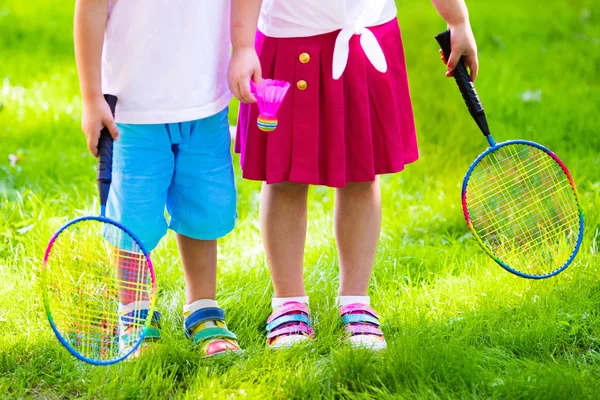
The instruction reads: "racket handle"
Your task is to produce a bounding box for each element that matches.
[435,30,491,137]
[97,94,118,208]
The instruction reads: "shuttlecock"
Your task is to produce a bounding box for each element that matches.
[252,79,291,132]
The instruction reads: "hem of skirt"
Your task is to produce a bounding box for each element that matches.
[241,152,420,188]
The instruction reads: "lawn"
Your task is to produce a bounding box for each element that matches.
[1,0,599,398]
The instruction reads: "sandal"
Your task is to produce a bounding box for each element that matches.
[340,303,386,350]
[118,305,161,358]
[183,307,241,357]
[266,302,314,348]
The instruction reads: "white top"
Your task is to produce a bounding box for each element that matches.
[102,0,231,124]
[258,0,397,79]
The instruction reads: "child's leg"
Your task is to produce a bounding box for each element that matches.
[167,110,239,357]
[176,235,217,303]
[113,248,151,304]
[334,179,386,349]
[260,181,310,297]
[260,182,316,347]
[166,111,236,304]
[334,178,381,296]
[177,236,240,356]
[105,122,174,354]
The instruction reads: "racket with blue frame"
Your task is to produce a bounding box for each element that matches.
[41,95,157,364]
[436,30,584,279]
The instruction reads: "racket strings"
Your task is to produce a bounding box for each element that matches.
[471,148,575,225]
[471,149,578,265]
[112,249,150,305]
[473,164,576,249]
[469,147,572,209]
[470,156,564,206]
[490,146,577,227]
[465,143,580,275]
[44,219,152,362]
[475,181,578,238]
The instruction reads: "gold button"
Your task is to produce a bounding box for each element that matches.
[297,80,307,90]
[299,52,310,64]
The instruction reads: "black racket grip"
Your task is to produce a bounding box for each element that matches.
[97,94,117,207]
[435,30,491,137]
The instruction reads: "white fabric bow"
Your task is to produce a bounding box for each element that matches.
[332,23,388,80]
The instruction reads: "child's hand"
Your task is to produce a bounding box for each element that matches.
[81,96,119,157]
[228,47,262,104]
[440,23,479,82]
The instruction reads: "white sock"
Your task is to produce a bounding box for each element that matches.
[119,300,151,314]
[272,296,309,310]
[183,299,218,314]
[118,301,151,351]
[337,296,370,307]
[183,299,219,330]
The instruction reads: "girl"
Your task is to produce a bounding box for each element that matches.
[75,0,241,357]
[229,0,478,348]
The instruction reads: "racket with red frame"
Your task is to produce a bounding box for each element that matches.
[436,30,584,279]
[41,95,157,364]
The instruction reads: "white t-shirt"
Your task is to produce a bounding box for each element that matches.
[102,0,231,124]
[258,0,397,38]
[257,0,397,79]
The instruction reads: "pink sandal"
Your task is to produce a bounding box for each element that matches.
[340,303,387,350]
[266,302,314,348]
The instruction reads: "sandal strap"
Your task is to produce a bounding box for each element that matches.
[267,302,310,323]
[192,327,237,345]
[339,303,380,319]
[144,327,161,340]
[121,310,162,326]
[266,323,312,340]
[342,313,380,326]
[119,332,140,346]
[345,324,384,336]
[120,326,160,346]
[266,314,311,332]
[184,307,225,337]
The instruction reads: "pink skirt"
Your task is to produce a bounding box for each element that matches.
[235,18,419,188]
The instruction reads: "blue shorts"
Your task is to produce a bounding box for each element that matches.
[106,107,236,251]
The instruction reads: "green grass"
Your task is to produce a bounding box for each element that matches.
[1,0,599,398]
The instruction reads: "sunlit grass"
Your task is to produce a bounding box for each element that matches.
[1,0,599,398]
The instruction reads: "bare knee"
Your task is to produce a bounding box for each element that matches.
[337,179,379,195]
[264,181,309,197]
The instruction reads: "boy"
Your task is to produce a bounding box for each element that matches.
[74,0,239,357]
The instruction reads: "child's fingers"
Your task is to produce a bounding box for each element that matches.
[228,80,237,99]
[103,117,119,141]
[238,81,250,103]
[439,50,448,65]
[446,50,461,74]
[252,64,263,84]
[466,56,479,82]
[239,80,256,104]
[86,132,99,157]
[232,81,243,102]
[229,76,244,102]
